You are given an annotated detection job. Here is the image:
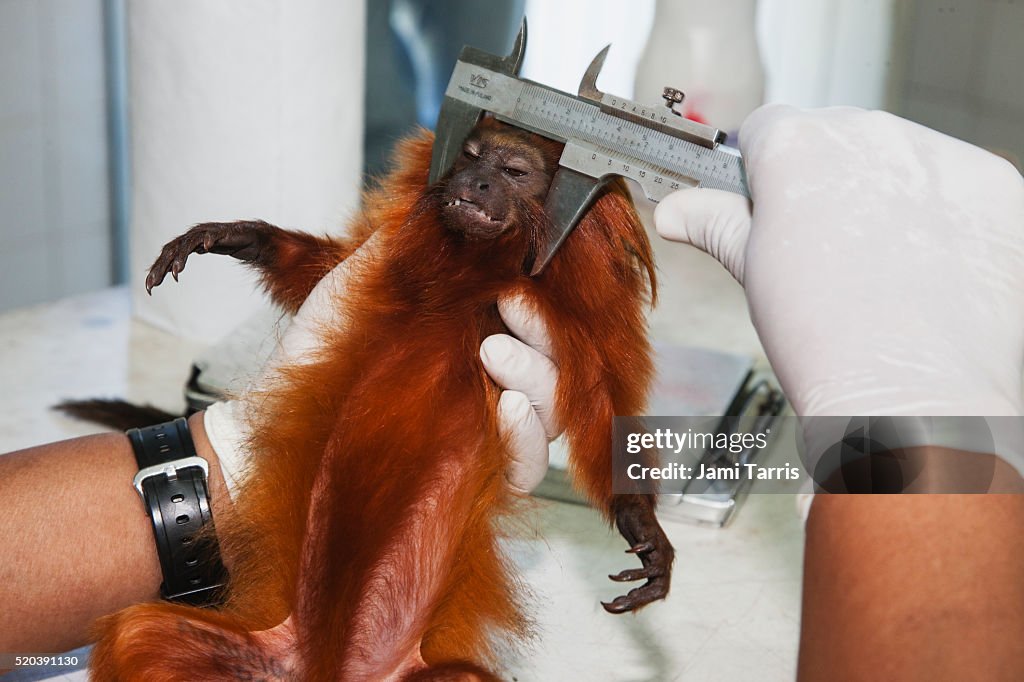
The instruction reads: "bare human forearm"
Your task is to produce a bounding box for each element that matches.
[799,449,1024,681]
[0,412,229,657]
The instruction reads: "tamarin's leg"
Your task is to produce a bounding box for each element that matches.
[146,220,362,313]
[293,447,499,681]
[90,603,296,681]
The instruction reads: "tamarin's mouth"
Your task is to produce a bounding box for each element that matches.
[444,197,503,223]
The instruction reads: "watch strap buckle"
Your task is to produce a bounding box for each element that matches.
[132,456,210,501]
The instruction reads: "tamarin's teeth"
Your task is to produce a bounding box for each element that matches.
[455,199,461,206]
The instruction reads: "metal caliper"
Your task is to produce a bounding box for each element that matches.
[429,19,750,275]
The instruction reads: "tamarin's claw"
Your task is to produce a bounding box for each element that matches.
[601,577,671,614]
[608,567,659,582]
[625,541,654,554]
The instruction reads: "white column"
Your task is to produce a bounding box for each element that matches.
[127,0,365,342]
[757,0,894,110]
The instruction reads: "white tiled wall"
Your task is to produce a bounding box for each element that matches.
[0,0,112,313]
[893,0,1024,167]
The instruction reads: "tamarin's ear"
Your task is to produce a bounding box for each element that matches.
[576,179,657,306]
[380,128,437,192]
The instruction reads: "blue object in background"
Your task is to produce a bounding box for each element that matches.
[363,0,525,179]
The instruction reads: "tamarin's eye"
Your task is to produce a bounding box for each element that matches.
[463,148,480,160]
[503,167,527,178]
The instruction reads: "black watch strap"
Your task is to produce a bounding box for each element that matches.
[127,417,228,606]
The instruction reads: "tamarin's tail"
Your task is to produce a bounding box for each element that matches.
[53,398,180,431]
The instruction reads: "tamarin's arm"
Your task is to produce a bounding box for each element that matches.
[146,220,371,314]
[521,181,673,613]
[544,337,674,613]
[483,313,672,614]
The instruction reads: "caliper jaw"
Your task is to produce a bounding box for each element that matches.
[532,168,608,275]
[428,20,527,184]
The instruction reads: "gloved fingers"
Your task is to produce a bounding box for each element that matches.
[202,400,249,502]
[497,295,554,357]
[498,390,551,494]
[738,102,817,148]
[480,333,560,438]
[739,103,867,154]
[653,188,752,285]
[739,102,802,139]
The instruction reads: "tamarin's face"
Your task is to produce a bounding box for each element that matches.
[440,121,561,240]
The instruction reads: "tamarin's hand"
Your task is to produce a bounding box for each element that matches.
[145,220,281,294]
[204,237,559,497]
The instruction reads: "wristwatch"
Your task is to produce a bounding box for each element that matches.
[127,417,228,606]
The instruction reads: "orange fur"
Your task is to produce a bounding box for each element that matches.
[91,127,660,681]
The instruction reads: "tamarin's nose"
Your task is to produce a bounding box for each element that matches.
[477,181,489,191]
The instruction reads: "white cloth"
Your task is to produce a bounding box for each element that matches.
[203,400,248,501]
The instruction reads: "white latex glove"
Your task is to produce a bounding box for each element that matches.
[206,236,559,498]
[480,296,560,494]
[655,104,1024,420]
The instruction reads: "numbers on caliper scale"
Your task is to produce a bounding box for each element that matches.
[462,65,749,198]
[560,142,696,203]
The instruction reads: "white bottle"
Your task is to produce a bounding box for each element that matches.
[634,0,764,139]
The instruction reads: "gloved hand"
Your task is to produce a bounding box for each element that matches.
[480,296,560,493]
[655,104,1024,419]
[204,236,560,498]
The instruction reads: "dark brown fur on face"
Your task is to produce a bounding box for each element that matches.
[90,120,673,681]
[441,122,561,240]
